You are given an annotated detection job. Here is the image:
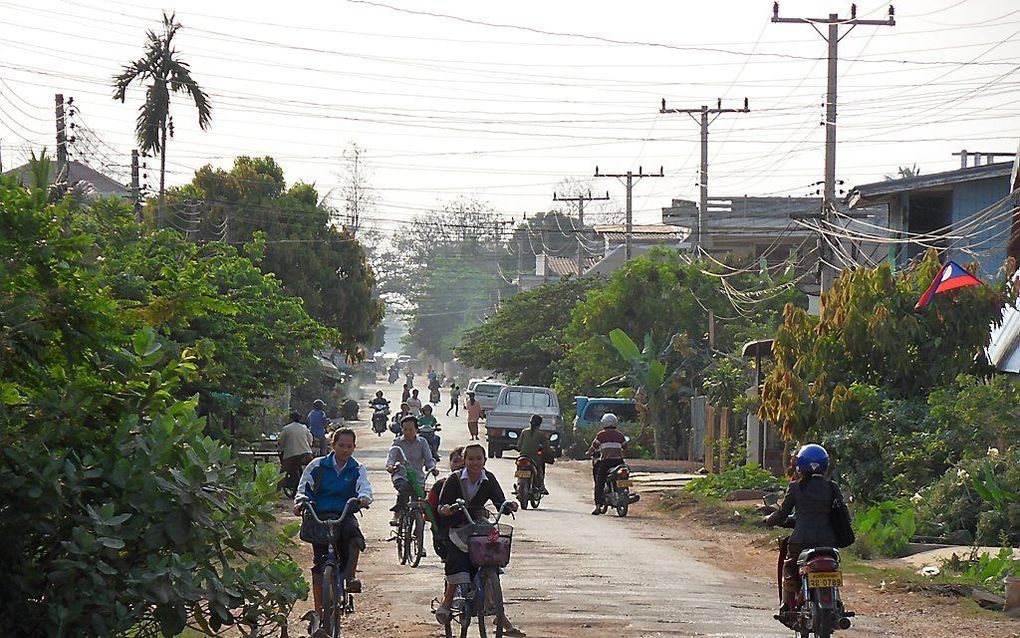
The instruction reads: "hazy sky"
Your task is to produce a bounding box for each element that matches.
[1,0,1018,239]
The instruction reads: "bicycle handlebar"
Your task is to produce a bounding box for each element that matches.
[303,497,362,525]
[449,498,514,526]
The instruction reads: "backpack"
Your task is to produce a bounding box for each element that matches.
[829,482,855,548]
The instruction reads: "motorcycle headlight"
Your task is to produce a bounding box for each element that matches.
[549,433,559,442]
[507,431,519,439]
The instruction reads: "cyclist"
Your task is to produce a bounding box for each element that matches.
[386,415,439,526]
[435,443,519,627]
[427,445,466,560]
[294,428,373,616]
[407,388,423,416]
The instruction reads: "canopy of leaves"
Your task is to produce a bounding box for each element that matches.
[161,156,383,358]
[456,277,603,386]
[505,210,596,274]
[761,251,1014,441]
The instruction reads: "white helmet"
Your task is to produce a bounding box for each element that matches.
[600,413,619,427]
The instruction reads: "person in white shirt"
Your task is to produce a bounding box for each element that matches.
[406,389,423,416]
[278,411,313,487]
[386,415,439,526]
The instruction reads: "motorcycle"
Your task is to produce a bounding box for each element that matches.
[763,493,855,637]
[419,425,442,461]
[513,454,544,510]
[388,367,399,384]
[372,404,390,436]
[598,460,640,517]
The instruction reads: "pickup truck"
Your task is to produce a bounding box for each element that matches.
[573,396,638,429]
[484,385,563,458]
[466,379,506,417]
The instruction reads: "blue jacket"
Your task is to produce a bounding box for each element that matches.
[307,409,328,439]
[299,454,371,514]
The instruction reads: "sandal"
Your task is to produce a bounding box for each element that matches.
[435,605,451,625]
[503,624,526,636]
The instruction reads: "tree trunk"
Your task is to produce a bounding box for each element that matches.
[649,396,666,459]
[157,122,167,229]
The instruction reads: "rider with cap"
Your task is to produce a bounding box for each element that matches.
[764,443,844,626]
[307,399,329,456]
[386,414,440,527]
[586,413,628,515]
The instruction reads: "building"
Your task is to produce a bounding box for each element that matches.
[3,159,134,200]
[847,161,1014,276]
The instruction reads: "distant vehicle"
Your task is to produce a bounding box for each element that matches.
[485,385,563,458]
[573,396,638,430]
[466,379,506,416]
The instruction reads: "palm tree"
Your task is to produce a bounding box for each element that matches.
[112,12,211,229]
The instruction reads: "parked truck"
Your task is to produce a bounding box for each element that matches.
[573,396,638,430]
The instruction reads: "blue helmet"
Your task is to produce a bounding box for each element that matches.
[796,444,829,474]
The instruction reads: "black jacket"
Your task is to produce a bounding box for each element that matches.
[437,470,508,528]
[766,475,842,546]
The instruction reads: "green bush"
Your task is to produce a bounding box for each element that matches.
[915,447,1020,546]
[684,464,783,500]
[852,500,917,558]
[941,547,1020,595]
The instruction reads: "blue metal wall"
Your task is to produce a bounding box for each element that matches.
[950,175,1011,277]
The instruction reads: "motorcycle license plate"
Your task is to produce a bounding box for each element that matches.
[615,480,632,488]
[807,571,843,588]
[515,471,532,478]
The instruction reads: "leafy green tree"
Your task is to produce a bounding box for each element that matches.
[113,12,212,228]
[164,156,383,358]
[506,210,596,274]
[760,251,1013,441]
[457,277,602,385]
[0,182,305,636]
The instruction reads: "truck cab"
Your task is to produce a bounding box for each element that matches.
[485,386,563,458]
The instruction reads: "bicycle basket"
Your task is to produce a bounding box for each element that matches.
[467,523,513,567]
[299,512,339,545]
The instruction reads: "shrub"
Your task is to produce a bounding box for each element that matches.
[852,500,917,558]
[684,464,783,500]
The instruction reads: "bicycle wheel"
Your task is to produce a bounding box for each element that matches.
[395,513,407,564]
[486,570,506,638]
[410,510,425,568]
[400,512,413,565]
[321,564,337,636]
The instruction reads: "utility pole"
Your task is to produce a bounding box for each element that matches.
[130,149,140,214]
[772,2,895,293]
[660,98,749,253]
[54,93,68,183]
[553,190,609,276]
[594,166,664,260]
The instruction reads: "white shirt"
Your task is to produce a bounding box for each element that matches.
[460,468,489,502]
[294,455,373,507]
[406,397,423,416]
[278,421,313,459]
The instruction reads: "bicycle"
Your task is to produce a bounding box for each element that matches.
[302,498,363,638]
[392,467,432,568]
[435,499,515,638]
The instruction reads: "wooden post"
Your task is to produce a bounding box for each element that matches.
[708,309,716,348]
[705,404,716,473]
[719,407,731,471]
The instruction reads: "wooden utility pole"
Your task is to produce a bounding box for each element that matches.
[593,166,664,261]
[772,2,895,293]
[54,93,68,183]
[660,98,749,253]
[553,190,609,276]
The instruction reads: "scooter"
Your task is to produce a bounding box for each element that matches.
[599,460,640,517]
[763,494,855,637]
[372,405,390,436]
[513,454,544,510]
[420,425,441,461]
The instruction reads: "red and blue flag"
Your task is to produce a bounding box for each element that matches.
[914,260,983,310]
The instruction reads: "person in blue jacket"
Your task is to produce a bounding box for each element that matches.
[294,428,373,617]
[307,398,330,456]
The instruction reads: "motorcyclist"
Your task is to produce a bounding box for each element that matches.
[294,428,372,614]
[369,390,389,411]
[586,413,627,515]
[417,404,442,461]
[307,399,329,456]
[516,414,551,495]
[386,415,439,526]
[278,410,313,489]
[407,388,423,416]
[764,443,844,627]
[390,402,412,435]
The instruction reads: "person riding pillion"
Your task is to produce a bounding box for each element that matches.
[517,414,552,495]
[386,414,440,526]
[586,413,627,515]
[294,428,373,616]
[764,443,846,625]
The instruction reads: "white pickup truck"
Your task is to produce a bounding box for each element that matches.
[484,385,564,458]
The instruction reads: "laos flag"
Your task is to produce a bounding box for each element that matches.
[914,261,983,310]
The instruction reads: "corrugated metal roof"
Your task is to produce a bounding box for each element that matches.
[848,162,1013,208]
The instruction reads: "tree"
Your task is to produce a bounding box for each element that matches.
[760,251,1014,441]
[337,141,376,236]
[457,277,603,386]
[163,157,383,359]
[506,210,598,275]
[0,180,306,636]
[884,164,921,180]
[113,12,212,229]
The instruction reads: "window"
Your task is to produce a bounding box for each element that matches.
[505,390,524,406]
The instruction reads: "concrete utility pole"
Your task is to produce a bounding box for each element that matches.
[553,190,609,276]
[594,166,664,260]
[130,149,140,214]
[772,2,895,293]
[54,93,68,183]
[660,98,749,253]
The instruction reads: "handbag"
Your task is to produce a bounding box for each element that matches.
[829,482,855,548]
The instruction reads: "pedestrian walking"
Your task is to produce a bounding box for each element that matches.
[464,391,482,441]
[446,383,461,417]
